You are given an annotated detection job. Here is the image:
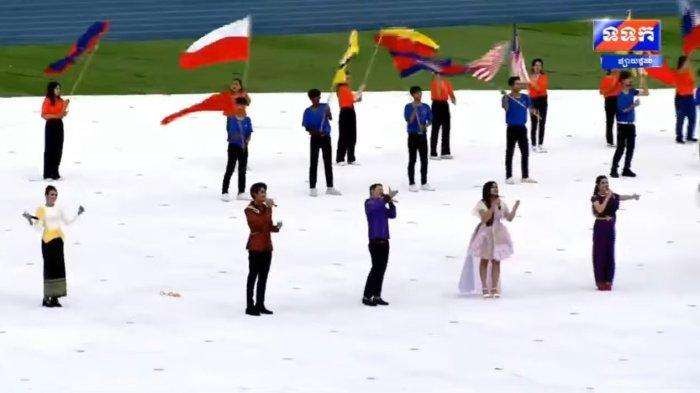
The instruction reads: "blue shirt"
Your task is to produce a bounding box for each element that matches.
[404,102,432,134]
[616,89,640,123]
[503,93,531,126]
[365,197,396,240]
[226,116,253,148]
[302,104,331,136]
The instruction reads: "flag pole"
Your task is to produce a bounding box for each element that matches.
[70,44,99,95]
[242,15,253,86]
[360,33,383,89]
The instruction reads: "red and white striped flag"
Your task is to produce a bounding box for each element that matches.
[179,16,251,69]
[510,25,530,83]
[467,41,507,82]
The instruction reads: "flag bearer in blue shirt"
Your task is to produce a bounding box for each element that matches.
[502,76,538,185]
[404,86,435,192]
[222,97,253,201]
[302,89,342,197]
[610,70,649,178]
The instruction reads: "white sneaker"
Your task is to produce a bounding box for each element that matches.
[440,154,453,160]
[409,184,419,192]
[420,183,435,191]
[607,143,616,148]
[348,161,360,166]
[336,161,348,166]
[522,177,538,184]
[429,155,441,160]
[326,187,342,196]
[221,193,232,202]
[236,193,249,200]
[309,188,318,197]
[532,145,540,153]
[505,177,516,185]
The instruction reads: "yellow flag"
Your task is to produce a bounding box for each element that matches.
[332,65,347,86]
[339,30,359,66]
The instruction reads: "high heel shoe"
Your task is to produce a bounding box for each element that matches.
[482,288,492,298]
[491,288,501,298]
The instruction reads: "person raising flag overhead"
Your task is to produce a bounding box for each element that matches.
[333,30,364,166]
[646,57,698,143]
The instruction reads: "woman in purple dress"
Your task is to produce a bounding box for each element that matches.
[591,175,639,291]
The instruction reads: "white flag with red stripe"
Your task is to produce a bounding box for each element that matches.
[179,16,251,69]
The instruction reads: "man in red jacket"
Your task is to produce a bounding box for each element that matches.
[244,182,282,316]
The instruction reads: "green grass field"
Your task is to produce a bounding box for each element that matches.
[0,17,685,96]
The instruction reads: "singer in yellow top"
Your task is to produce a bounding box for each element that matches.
[23,185,84,308]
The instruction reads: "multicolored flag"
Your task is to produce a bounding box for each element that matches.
[510,25,530,83]
[179,16,251,69]
[680,0,700,54]
[44,21,110,75]
[375,28,439,58]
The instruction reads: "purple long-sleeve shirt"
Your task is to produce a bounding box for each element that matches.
[365,197,397,240]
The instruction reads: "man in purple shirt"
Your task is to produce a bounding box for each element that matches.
[363,183,398,306]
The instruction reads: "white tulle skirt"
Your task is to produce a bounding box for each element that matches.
[458,222,513,294]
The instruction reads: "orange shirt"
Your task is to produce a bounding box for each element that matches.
[528,74,548,98]
[599,75,622,98]
[430,78,453,101]
[337,84,355,108]
[675,69,695,96]
[41,97,66,117]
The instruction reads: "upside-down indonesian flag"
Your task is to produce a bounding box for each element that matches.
[44,21,110,75]
[180,16,251,69]
[680,0,700,55]
[161,92,238,125]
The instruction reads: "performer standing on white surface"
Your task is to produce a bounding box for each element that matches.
[459,181,519,298]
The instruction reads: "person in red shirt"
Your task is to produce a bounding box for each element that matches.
[429,73,456,159]
[41,82,69,180]
[335,72,364,165]
[528,59,549,153]
[599,69,622,147]
[244,182,282,316]
[673,56,697,144]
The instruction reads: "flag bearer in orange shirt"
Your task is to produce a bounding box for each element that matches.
[599,70,622,147]
[528,58,549,153]
[335,72,364,165]
[41,82,69,180]
[429,73,456,160]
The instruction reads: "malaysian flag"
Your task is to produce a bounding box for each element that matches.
[510,24,530,83]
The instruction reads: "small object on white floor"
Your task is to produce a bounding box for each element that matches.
[220,193,232,202]
[309,188,318,197]
[440,154,453,159]
[522,178,538,184]
[236,193,248,200]
[326,187,342,195]
[409,184,419,192]
[505,178,516,185]
[420,183,436,191]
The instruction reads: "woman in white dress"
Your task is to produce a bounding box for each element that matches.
[459,181,520,298]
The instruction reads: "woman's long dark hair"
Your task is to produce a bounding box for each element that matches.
[593,175,607,197]
[46,81,60,104]
[482,181,497,226]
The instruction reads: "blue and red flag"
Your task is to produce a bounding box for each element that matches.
[680,0,700,54]
[593,19,661,52]
[44,21,110,75]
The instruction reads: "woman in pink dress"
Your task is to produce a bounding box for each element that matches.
[459,181,520,298]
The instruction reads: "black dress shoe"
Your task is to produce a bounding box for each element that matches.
[610,169,619,178]
[256,305,273,315]
[676,139,685,144]
[621,169,637,177]
[362,297,377,306]
[687,137,698,142]
[374,297,389,306]
[42,297,52,307]
[245,307,260,316]
[50,297,62,307]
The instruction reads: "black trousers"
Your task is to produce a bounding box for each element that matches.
[604,97,617,145]
[43,119,64,179]
[222,144,248,194]
[336,108,357,163]
[530,96,548,146]
[42,238,67,297]
[430,100,451,156]
[364,240,390,298]
[505,125,529,179]
[407,133,428,185]
[611,123,636,171]
[310,135,333,188]
[247,250,272,308]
